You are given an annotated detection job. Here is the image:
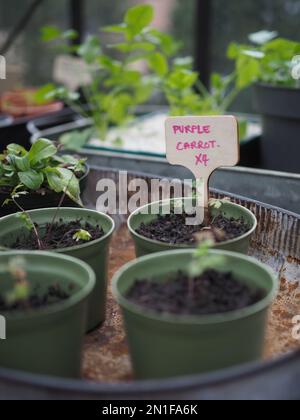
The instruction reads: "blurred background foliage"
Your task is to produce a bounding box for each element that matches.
[1,0,300,111]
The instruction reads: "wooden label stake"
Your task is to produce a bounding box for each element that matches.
[165,116,239,224]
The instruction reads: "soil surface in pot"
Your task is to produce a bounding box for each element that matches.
[136,212,251,245]
[10,219,104,251]
[0,283,72,312]
[126,269,265,316]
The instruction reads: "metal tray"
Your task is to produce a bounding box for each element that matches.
[0,167,299,400]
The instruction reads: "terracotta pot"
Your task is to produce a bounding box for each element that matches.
[0,89,63,118]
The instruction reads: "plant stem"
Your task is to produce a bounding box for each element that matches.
[12,198,44,250]
[45,164,79,243]
[221,87,240,112]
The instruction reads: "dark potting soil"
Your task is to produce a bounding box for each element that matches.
[10,219,104,250]
[136,212,251,245]
[0,283,72,312]
[126,270,265,316]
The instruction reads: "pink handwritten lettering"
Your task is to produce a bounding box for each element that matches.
[176,140,218,151]
[195,153,210,167]
[172,125,211,135]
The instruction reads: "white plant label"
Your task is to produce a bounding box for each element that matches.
[165,115,240,212]
[53,55,92,91]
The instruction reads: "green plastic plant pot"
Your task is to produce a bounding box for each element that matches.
[112,249,278,380]
[128,198,257,257]
[0,208,115,331]
[0,251,95,378]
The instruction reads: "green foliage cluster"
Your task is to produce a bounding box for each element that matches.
[41,4,179,145]
[228,30,300,88]
[40,4,247,148]
[0,139,85,204]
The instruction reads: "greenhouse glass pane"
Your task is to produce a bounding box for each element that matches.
[211,0,300,112]
[0,0,67,91]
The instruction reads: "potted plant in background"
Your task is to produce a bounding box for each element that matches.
[0,87,64,118]
[0,252,95,378]
[113,244,277,380]
[128,197,257,257]
[35,3,259,165]
[0,138,88,216]
[0,207,115,332]
[228,30,300,173]
[39,3,179,151]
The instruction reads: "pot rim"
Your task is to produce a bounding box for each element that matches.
[255,82,300,93]
[0,250,96,322]
[0,207,115,253]
[112,249,278,326]
[128,197,258,249]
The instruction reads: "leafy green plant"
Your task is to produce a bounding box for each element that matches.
[0,257,30,306]
[40,4,179,149]
[4,152,85,251]
[228,30,300,88]
[0,139,85,204]
[164,63,238,115]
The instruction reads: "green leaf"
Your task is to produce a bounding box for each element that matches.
[59,128,94,151]
[148,52,168,76]
[62,30,78,41]
[211,73,223,90]
[227,42,240,59]
[238,118,248,141]
[6,144,27,156]
[28,139,57,165]
[44,167,63,193]
[44,168,81,204]
[106,94,133,125]
[125,4,154,38]
[134,82,153,103]
[236,54,261,88]
[166,69,198,90]
[17,212,35,232]
[111,41,156,54]
[14,155,30,172]
[73,229,92,242]
[41,26,77,42]
[102,24,127,33]
[145,29,180,56]
[18,170,44,190]
[97,56,120,71]
[41,25,62,42]
[34,84,57,105]
[78,36,102,64]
